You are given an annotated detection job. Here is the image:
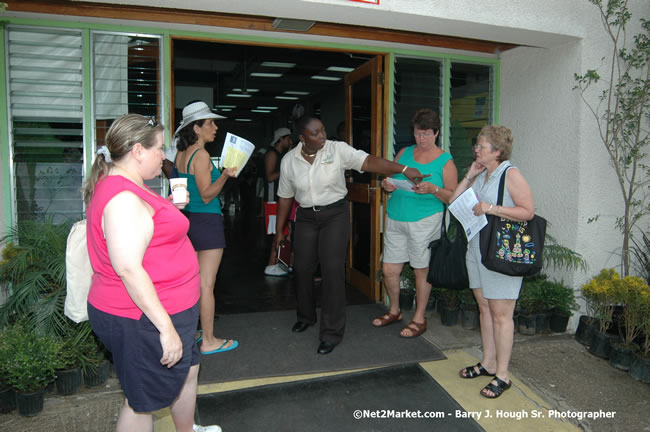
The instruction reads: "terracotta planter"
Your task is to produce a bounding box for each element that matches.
[16,389,44,417]
[0,385,16,414]
[56,367,81,396]
[608,343,638,371]
[629,353,650,384]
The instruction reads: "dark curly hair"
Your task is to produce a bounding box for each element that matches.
[176,119,207,151]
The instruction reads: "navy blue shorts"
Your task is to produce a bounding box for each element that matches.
[183,212,226,251]
[88,302,200,413]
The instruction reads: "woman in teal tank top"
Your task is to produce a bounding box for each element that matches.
[372,108,458,339]
[173,101,239,355]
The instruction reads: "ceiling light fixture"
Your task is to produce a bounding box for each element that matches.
[251,109,271,113]
[285,91,310,95]
[261,62,296,68]
[235,118,253,122]
[215,105,236,109]
[272,18,315,32]
[257,106,278,110]
[326,66,355,72]
[232,88,259,93]
[275,96,299,100]
[227,93,252,98]
[250,72,284,78]
[311,75,342,81]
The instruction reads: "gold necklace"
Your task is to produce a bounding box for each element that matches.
[301,148,317,158]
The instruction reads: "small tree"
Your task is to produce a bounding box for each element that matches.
[574,0,650,276]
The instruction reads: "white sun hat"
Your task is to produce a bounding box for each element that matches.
[269,127,291,147]
[173,101,226,137]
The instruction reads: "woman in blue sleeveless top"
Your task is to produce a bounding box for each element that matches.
[173,101,239,355]
[372,109,458,338]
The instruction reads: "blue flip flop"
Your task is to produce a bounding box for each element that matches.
[201,339,239,355]
[195,330,203,343]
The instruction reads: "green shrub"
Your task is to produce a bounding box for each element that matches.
[2,323,61,393]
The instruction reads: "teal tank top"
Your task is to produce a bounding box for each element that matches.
[179,149,223,214]
[386,146,451,222]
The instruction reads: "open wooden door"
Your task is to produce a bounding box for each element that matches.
[344,56,385,302]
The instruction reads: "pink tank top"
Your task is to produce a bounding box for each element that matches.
[87,175,200,319]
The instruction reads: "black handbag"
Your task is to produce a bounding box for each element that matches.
[479,168,546,277]
[427,208,469,290]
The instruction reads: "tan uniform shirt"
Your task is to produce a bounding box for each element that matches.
[277,140,368,207]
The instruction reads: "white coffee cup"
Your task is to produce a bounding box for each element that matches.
[169,177,188,204]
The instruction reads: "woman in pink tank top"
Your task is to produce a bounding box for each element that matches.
[84,114,221,432]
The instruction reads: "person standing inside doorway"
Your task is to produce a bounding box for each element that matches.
[264,127,293,276]
[272,115,428,355]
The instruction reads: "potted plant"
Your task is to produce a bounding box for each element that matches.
[581,269,619,359]
[517,277,545,335]
[0,218,71,336]
[54,329,86,396]
[458,288,479,330]
[609,276,649,371]
[629,290,650,383]
[398,265,416,311]
[4,323,61,417]
[543,279,579,333]
[81,333,111,388]
[438,288,459,327]
[0,326,16,414]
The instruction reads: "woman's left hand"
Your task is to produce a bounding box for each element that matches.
[159,328,183,368]
[472,202,492,216]
[413,182,433,194]
[222,167,238,178]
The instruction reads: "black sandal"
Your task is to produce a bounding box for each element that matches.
[480,376,512,399]
[459,362,495,379]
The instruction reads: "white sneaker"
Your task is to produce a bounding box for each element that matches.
[193,424,222,432]
[264,264,288,276]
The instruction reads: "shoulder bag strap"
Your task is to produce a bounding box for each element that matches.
[496,167,512,206]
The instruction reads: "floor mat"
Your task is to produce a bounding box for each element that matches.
[198,304,445,384]
[196,364,484,432]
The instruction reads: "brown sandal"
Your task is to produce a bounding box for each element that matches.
[372,311,403,327]
[400,320,427,338]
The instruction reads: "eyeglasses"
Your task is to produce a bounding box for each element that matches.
[147,117,158,127]
[413,130,434,139]
[473,143,491,151]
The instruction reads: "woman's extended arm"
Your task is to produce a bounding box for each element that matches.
[103,191,181,368]
[361,155,428,184]
[192,149,236,204]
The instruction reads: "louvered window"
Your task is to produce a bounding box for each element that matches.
[93,32,164,195]
[392,57,443,156]
[449,62,494,177]
[6,26,84,224]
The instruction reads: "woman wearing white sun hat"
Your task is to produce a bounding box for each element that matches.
[173,101,239,356]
